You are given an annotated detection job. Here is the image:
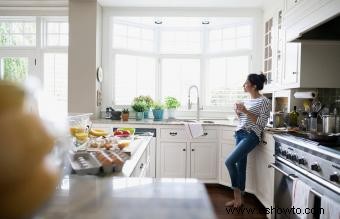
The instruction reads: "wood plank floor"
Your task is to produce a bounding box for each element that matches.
[205,184,267,219]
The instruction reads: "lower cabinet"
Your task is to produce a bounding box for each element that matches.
[254,133,275,218]
[159,142,218,180]
[159,142,187,178]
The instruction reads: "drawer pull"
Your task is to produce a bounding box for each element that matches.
[182,148,186,152]
[203,132,208,136]
[169,132,178,136]
[191,148,195,152]
[139,163,144,169]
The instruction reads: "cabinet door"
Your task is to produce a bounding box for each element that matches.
[283,42,299,85]
[190,143,217,180]
[255,145,275,209]
[160,142,187,178]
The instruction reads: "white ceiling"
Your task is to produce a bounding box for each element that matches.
[98,0,265,8]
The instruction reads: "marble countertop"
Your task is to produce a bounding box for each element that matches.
[93,118,238,126]
[35,176,217,219]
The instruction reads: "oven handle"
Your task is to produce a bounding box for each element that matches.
[268,163,297,180]
[268,163,323,197]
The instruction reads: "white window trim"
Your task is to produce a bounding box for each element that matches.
[102,10,262,118]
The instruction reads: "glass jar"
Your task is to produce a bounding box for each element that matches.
[309,112,318,132]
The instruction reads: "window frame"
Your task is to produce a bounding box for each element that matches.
[110,17,255,112]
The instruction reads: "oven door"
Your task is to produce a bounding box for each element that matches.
[270,157,339,219]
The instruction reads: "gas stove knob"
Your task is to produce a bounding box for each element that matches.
[282,150,287,156]
[311,163,321,172]
[298,158,306,165]
[286,153,292,160]
[330,173,339,183]
[291,154,298,161]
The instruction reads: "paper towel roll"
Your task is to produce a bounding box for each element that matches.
[294,91,316,99]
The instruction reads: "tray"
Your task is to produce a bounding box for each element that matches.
[69,151,101,175]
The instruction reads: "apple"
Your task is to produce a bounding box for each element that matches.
[114,130,123,136]
[122,130,130,135]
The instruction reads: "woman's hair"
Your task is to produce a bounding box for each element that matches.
[247,73,267,91]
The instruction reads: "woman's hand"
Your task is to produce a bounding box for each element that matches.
[235,103,248,115]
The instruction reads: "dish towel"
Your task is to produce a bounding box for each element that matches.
[292,179,314,219]
[184,123,204,139]
[320,196,340,219]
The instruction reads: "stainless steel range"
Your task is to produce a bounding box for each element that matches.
[271,134,340,219]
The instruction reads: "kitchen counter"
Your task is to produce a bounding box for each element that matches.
[35,176,217,219]
[93,118,238,126]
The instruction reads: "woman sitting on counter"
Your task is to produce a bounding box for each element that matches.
[225,73,271,208]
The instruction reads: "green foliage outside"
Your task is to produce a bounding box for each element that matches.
[0,23,28,82]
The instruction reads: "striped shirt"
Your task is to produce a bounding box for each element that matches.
[236,96,271,140]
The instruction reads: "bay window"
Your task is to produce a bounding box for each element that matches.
[110,17,254,111]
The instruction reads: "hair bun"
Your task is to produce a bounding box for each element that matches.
[258,73,267,84]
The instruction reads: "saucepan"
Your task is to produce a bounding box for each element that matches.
[307,132,338,143]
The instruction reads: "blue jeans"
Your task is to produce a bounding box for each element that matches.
[225,129,260,192]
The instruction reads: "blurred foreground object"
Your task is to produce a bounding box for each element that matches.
[0,80,63,219]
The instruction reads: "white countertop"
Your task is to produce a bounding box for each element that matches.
[93,118,238,127]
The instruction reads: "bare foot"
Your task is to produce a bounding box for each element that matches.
[225,200,235,207]
[233,189,243,208]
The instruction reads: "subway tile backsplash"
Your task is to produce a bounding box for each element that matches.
[316,88,340,111]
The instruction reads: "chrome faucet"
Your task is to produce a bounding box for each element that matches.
[188,85,203,121]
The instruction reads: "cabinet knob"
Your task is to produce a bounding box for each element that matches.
[169,132,178,136]
[203,132,208,136]
[292,72,297,75]
[191,148,195,152]
[182,148,186,151]
[263,140,267,145]
[140,163,144,169]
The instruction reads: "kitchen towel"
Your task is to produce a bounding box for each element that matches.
[320,196,340,219]
[292,179,314,219]
[184,122,204,139]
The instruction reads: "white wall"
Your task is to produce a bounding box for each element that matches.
[68,0,102,117]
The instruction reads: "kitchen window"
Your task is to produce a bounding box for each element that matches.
[0,16,69,114]
[110,17,255,111]
[0,17,36,47]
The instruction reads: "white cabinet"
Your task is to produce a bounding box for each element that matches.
[159,142,187,178]
[158,126,218,181]
[190,143,217,179]
[254,132,275,218]
[283,42,299,86]
[282,43,340,88]
[219,127,234,187]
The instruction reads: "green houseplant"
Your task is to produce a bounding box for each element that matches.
[165,96,181,119]
[131,101,147,121]
[133,96,154,118]
[122,108,129,121]
[152,102,165,121]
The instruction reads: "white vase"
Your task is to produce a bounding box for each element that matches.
[167,109,176,119]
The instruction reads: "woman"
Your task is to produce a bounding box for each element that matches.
[225,73,271,208]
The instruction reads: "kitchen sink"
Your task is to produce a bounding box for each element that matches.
[180,119,215,124]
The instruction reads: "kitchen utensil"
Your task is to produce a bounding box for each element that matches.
[322,114,336,134]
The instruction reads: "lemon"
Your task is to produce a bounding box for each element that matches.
[75,132,88,141]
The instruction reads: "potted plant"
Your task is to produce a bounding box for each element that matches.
[165,96,181,119]
[152,102,165,121]
[134,95,154,119]
[131,101,147,121]
[122,108,129,121]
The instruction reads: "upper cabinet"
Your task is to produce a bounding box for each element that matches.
[262,1,285,93]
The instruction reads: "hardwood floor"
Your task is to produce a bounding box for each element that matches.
[205,184,267,219]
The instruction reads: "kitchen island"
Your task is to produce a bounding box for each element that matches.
[35,176,217,219]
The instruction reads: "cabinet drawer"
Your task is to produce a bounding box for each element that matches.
[194,129,218,140]
[160,128,187,139]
